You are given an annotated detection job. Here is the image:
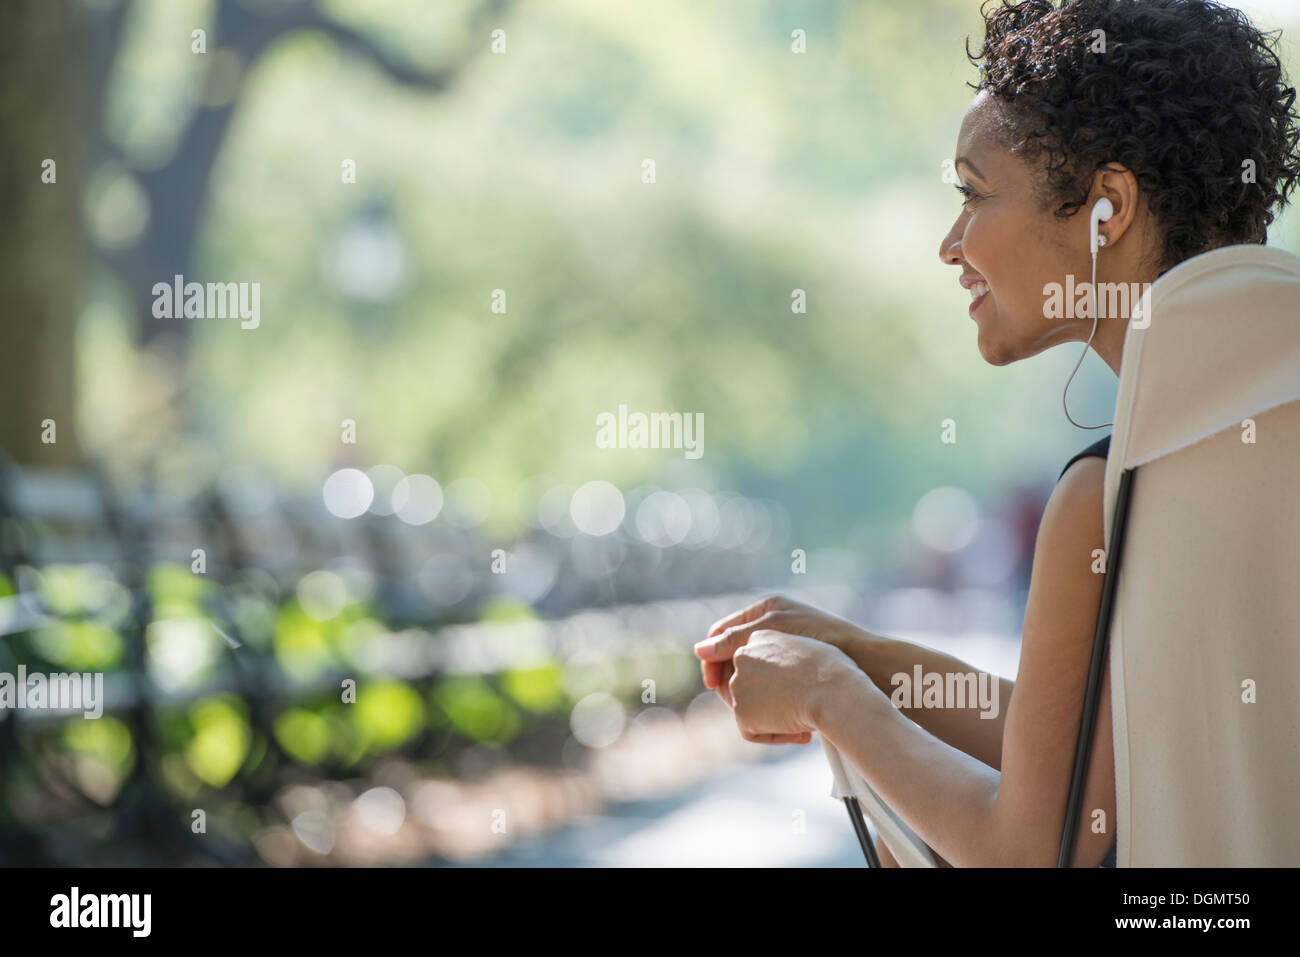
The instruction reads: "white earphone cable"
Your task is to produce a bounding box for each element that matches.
[1062,237,1114,430]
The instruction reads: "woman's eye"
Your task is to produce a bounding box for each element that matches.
[955,184,979,206]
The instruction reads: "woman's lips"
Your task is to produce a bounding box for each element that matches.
[962,277,990,318]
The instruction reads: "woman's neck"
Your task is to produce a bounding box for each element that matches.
[1091,315,1127,377]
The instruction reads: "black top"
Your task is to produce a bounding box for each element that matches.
[1058,433,1118,868]
[1058,435,1111,482]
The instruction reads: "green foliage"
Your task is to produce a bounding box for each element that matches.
[37,564,127,619]
[185,695,252,788]
[64,715,135,776]
[477,596,538,624]
[31,621,124,671]
[500,662,567,714]
[272,600,341,684]
[430,675,522,745]
[147,562,211,619]
[352,679,425,754]
[273,707,333,765]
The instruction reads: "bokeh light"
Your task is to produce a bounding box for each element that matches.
[570,480,625,537]
[322,468,374,519]
[392,474,444,526]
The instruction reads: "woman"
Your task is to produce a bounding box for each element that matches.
[695,0,1300,867]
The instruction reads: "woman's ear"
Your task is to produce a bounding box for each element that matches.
[1089,163,1141,247]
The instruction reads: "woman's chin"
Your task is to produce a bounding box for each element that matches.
[975,329,1016,367]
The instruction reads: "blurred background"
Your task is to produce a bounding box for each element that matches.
[1,0,1296,867]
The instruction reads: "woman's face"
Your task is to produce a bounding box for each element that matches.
[939,91,1096,366]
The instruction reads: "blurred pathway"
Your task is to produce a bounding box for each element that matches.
[448,743,863,867]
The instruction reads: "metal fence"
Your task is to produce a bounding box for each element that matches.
[0,455,796,865]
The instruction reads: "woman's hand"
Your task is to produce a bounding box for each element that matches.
[694,594,871,704]
[725,630,859,744]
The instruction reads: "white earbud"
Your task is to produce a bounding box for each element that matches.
[1063,197,1117,431]
[1089,197,1113,255]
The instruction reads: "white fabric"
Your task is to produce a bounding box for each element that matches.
[821,735,936,867]
[1106,243,1300,866]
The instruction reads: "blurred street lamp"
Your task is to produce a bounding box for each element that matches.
[323,199,408,304]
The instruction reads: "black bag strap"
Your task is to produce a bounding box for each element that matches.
[1058,466,1137,867]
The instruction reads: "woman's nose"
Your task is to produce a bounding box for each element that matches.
[938,218,965,266]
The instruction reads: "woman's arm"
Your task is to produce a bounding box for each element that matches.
[844,632,1015,771]
[808,456,1116,866]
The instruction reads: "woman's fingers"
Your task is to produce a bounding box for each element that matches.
[697,657,734,700]
[714,660,735,706]
[695,611,791,661]
[705,596,783,638]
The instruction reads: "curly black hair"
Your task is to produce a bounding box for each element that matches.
[966,0,1300,273]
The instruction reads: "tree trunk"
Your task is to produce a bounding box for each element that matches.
[0,0,85,466]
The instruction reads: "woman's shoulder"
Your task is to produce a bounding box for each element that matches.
[1041,449,1106,545]
[1034,437,1109,561]
[1057,434,1111,483]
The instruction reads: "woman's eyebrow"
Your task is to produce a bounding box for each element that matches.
[955,156,986,180]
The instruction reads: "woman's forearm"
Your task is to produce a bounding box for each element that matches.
[813,666,1007,866]
[835,630,1013,771]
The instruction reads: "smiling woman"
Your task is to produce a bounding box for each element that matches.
[697,0,1300,868]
